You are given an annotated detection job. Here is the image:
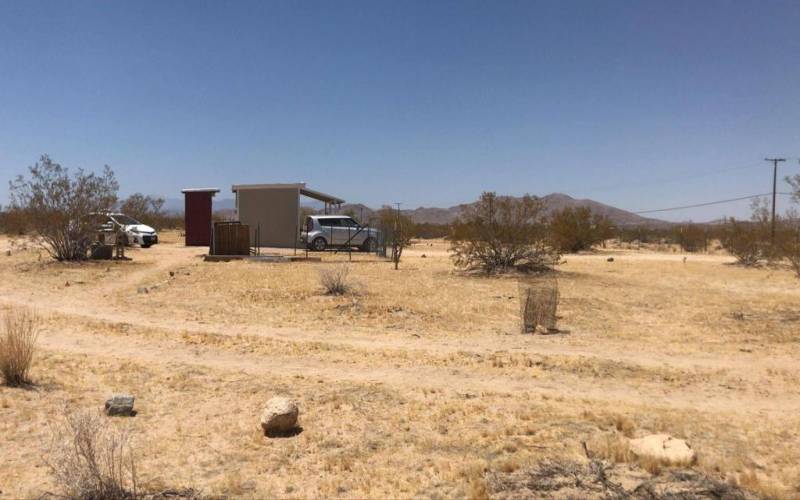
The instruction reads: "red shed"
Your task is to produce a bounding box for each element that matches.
[181,188,219,246]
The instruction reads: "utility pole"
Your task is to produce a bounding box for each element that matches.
[765,158,786,246]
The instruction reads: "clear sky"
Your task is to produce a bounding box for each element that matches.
[1,0,798,221]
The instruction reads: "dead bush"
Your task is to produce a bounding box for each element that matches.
[0,308,39,387]
[44,408,138,500]
[319,265,351,295]
[450,192,560,274]
[487,459,755,499]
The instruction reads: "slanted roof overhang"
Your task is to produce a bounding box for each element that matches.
[230,183,344,205]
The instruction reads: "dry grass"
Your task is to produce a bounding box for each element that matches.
[44,407,138,500]
[319,264,352,295]
[0,234,799,498]
[0,307,39,386]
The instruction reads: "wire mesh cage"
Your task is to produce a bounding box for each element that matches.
[518,274,559,334]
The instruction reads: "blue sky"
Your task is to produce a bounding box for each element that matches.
[1,0,798,221]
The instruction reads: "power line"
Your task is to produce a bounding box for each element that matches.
[633,192,794,215]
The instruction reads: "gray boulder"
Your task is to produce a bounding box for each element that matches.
[105,394,135,416]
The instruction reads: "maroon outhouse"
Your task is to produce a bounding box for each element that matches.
[181,188,219,246]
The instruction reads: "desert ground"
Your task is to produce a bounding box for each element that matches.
[1,231,799,498]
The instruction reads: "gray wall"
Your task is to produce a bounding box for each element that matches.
[236,187,300,248]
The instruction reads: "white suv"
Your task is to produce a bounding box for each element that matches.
[301,215,379,252]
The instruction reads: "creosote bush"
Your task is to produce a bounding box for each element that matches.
[777,215,800,278]
[673,224,709,253]
[549,206,614,253]
[319,265,352,295]
[9,155,119,261]
[450,192,560,274]
[0,308,39,387]
[44,408,138,500]
[721,219,767,266]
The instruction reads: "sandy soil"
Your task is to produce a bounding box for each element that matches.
[1,232,799,498]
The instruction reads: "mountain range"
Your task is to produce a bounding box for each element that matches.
[163,193,670,227]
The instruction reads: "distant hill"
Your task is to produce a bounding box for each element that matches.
[335,193,671,228]
[161,193,671,228]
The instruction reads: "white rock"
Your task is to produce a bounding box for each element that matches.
[629,434,695,465]
[260,397,299,435]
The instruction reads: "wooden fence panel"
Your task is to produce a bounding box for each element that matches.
[213,222,250,255]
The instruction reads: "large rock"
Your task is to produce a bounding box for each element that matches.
[105,394,135,416]
[629,433,695,465]
[260,397,299,436]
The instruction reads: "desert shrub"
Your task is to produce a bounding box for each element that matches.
[549,207,613,253]
[319,265,351,295]
[44,408,138,500]
[0,205,30,235]
[0,308,39,387]
[450,192,559,274]
[721,219,767,266]
[413,222,450,239]
[777,215,800,277]
[673,224,709,252]
[9,155,119,261]
[616,225,674,246]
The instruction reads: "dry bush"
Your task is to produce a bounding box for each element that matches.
[587,433,633,464]
[722,218,768,266]
[44,408,138,500]
[673,224,710,253]
[450,192,560,274]
[519,276,559,333]
[549,206,614,253]
[319,265,351,295]
[0,308,39,387]
[9,155,119,261]
[777,214,800,278]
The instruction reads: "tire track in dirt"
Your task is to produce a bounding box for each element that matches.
[36,324,800,418]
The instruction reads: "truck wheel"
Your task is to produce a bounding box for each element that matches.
[312,237,327,252]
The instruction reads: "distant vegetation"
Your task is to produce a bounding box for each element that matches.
[119,193,182,231]
[549,206,614,253]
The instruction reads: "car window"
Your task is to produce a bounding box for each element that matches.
[111,214,141,225]
[343,218,360,227]
[318,218,341,227]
